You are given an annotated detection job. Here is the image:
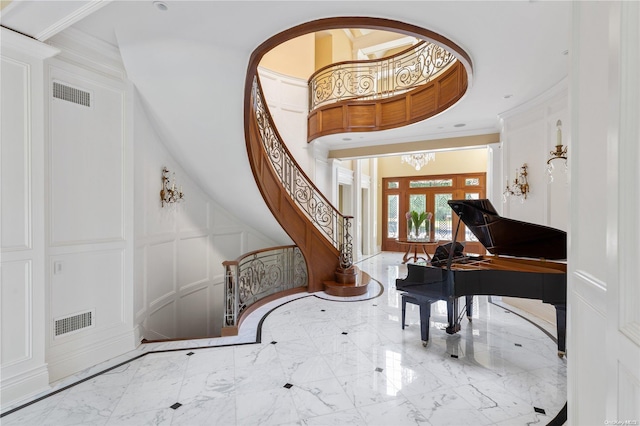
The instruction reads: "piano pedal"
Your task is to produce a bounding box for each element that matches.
[445,324,461,334]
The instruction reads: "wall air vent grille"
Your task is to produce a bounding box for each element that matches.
[53,82,91,107]
[54,310,94,337]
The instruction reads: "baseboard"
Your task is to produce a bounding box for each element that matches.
[0,365,50,412]
[46,330,136,383]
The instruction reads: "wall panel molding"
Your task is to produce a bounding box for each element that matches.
[572,269,607,317]
[1,56,32,252]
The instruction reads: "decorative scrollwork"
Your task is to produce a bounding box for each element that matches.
[253,78,352,253]
[309,41,456,111]
[223,246,308,328]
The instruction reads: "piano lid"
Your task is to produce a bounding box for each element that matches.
[448,199,567,260]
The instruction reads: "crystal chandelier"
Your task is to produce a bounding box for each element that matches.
[401,152,436,170]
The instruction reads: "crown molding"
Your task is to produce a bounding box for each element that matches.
[47,27,125,80]
[34,0,112,41]
[0,27,60,59]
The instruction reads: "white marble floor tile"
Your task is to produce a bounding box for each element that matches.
[356,397,430,426]
[236,387,299,426]
[234,361,288,395]
[105,407,174,425]
[109,377,183,418]
[170,394,236,426]
[1,251,567,426]
[338,369,404,407]
[301,407,367,426]
[406,389,494,426]
[288,377,355,419]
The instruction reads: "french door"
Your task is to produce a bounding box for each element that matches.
[382,173,486,252]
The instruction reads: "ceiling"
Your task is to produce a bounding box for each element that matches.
[1,0,571,152]
[0,1,572,243]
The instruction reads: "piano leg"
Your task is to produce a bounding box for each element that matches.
[555,304,567,358]
[465,295,473,322]
[419,300,432,346]
[401,293,433,346]
[446,297,461,334]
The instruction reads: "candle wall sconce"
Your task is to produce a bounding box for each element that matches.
[547,119,568,182]
[503,163,530,202]
[160,167,184,207]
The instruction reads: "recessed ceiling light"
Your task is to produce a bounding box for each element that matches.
[153,1,168,11]
[453,123,466,128]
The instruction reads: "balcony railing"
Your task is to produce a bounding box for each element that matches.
[252,77,353,268]
[223,245,307,330]
[308,40,457,111]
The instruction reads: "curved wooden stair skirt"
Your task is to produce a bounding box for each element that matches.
[323,266,371,297]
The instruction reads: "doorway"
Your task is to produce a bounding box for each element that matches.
[382,173,486,252]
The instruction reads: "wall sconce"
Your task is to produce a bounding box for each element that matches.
[547,119,568,182]
[160,167,184,207]
[503,163,530,202]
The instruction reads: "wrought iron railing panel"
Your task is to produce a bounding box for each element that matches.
[224,246,307,328]
[252,77,353,268]
[309,41,457,111]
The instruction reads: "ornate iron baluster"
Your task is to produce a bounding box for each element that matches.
[252,78,351,259]
[223,246,308,330]
[308,41,456,111]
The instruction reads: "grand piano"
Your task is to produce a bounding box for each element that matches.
[396,199,567,357]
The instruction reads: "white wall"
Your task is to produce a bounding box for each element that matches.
[133,92,278,340]
[1,28,284,408]
[498,80,569,230]
[496,81,569,326]
[258,67,313,177]
[44,40,136,383]
[569,2,640,424]
[0,29,58,409]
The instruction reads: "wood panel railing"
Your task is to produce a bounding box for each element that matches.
[308,60,468,142]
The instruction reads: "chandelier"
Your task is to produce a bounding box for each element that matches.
[401,152,436,171]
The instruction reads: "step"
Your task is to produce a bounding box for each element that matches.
[323,268,371,297]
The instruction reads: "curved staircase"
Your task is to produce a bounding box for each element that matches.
[243,17,471,298]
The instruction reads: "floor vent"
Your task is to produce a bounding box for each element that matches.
[53,82,91,107]
[54,310,94,337]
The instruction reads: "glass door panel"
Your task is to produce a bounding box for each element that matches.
[387,194,399,239]
[408,194,427,238]
[434,193,453,240]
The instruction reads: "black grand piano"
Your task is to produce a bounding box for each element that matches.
[396,199,567,357]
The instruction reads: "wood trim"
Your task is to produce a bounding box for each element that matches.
[381,172,486,252]
[307,61,467,141]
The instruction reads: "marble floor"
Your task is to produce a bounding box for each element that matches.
[1,252,567,425]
